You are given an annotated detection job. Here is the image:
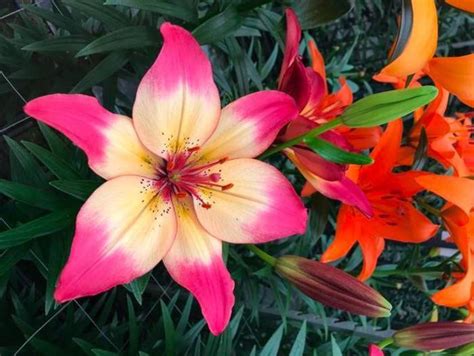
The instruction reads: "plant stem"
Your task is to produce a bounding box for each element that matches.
[246,244,277,267]
[377,337,394,349]
[259,117,343,159]
[416,199,441,217]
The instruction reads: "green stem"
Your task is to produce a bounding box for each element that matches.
[259,117,343,159]
[246,244,277,267]
[377,337,394,349]
[416,199,441,217]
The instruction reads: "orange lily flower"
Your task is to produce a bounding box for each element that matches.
[397,86,472,176]
[322,120,438,280]
[415,175,474,320]
[374,0,473,108]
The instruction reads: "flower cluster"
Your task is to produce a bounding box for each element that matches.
[22,0,474,353]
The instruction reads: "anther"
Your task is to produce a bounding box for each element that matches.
[221,183,234,191]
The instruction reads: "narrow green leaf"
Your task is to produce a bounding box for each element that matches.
[23,141,80,180]
[4,136,49,187]
[0,210,74,249]
[63,0,129,31]
[0,179,64,211]
[388,0,413,62]
[45,233,69,314]
[160,300,176,356]
[127,296,139,356]
[0,243,30,276]
[259,324,284,356]
[124,273,150,305]
[49,180,99,201]
[24,4,85,34]
[103,0,198,23]
[38,123,74,161]
[71,51,129,93]
[330,335,343,356]
[289,321,307,356]
[293,0,353,29]
[193,6,244,44]
[75,26,158,57]
[413,127,428,171]
[304,137,373,165]
[22,36,90,52]
[341,86,439,128]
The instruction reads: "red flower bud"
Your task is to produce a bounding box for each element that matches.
[274,255,392,318]
[393,322,474,351]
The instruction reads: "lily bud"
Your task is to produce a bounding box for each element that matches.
[393,322,474,351]
[274,255,392,317]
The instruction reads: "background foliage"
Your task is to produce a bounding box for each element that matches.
[0,0,473,354]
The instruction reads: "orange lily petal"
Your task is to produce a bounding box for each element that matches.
[445,0,474,13]
[416,175,474,223]
[308,40,327,92]
[379,0,437,77]
[426,54,474,108]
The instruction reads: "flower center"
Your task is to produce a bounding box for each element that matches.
[155,147,233,209]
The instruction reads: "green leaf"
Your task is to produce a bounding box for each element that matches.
[45,233,69,314]
[259,324,284,356]
[49,180,99,201]
[124,273,150,305]
[76,26,158,57]
[341,86,439,128]
[293,0,353,29]
[0,243,30,276]
[4,136,49,187]
[304,137,373,165]
[23,141,80,180]
[22,36,90,52]
[103,0,198,23]
[193,5,244,45]
[23,4,85,34]
[127,296,139,356]
[71,51,129,93]
[289,321,306,356]
[63,0,129,31]
[160,300,176,356]
[0,179,64,211]
[0,210,74,249]
[388,0,413,63]
[38,123,74,161]
[413,127,428,171]
[330,335,343,356]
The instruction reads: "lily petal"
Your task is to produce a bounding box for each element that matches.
[163,199,234,335]
[54,176,177,302]
[416,175,474,223]
[133,23,220,158]
[426,55,474,107]
[286,149,372,216]
[24,94,160,180]
[321,205,361,263]
[358,235,385,281]
[198,91,298,161]
[445,0,474,13]
[278,8,301,83]
[360,120,403,186]
[193,159,307,244]
[379,0,437,77]
[308,40,327,92]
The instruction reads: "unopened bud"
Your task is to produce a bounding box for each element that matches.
[275,255,392,318]
[393,322,474,351]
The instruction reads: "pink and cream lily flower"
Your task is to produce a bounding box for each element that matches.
[24,23,307,335]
